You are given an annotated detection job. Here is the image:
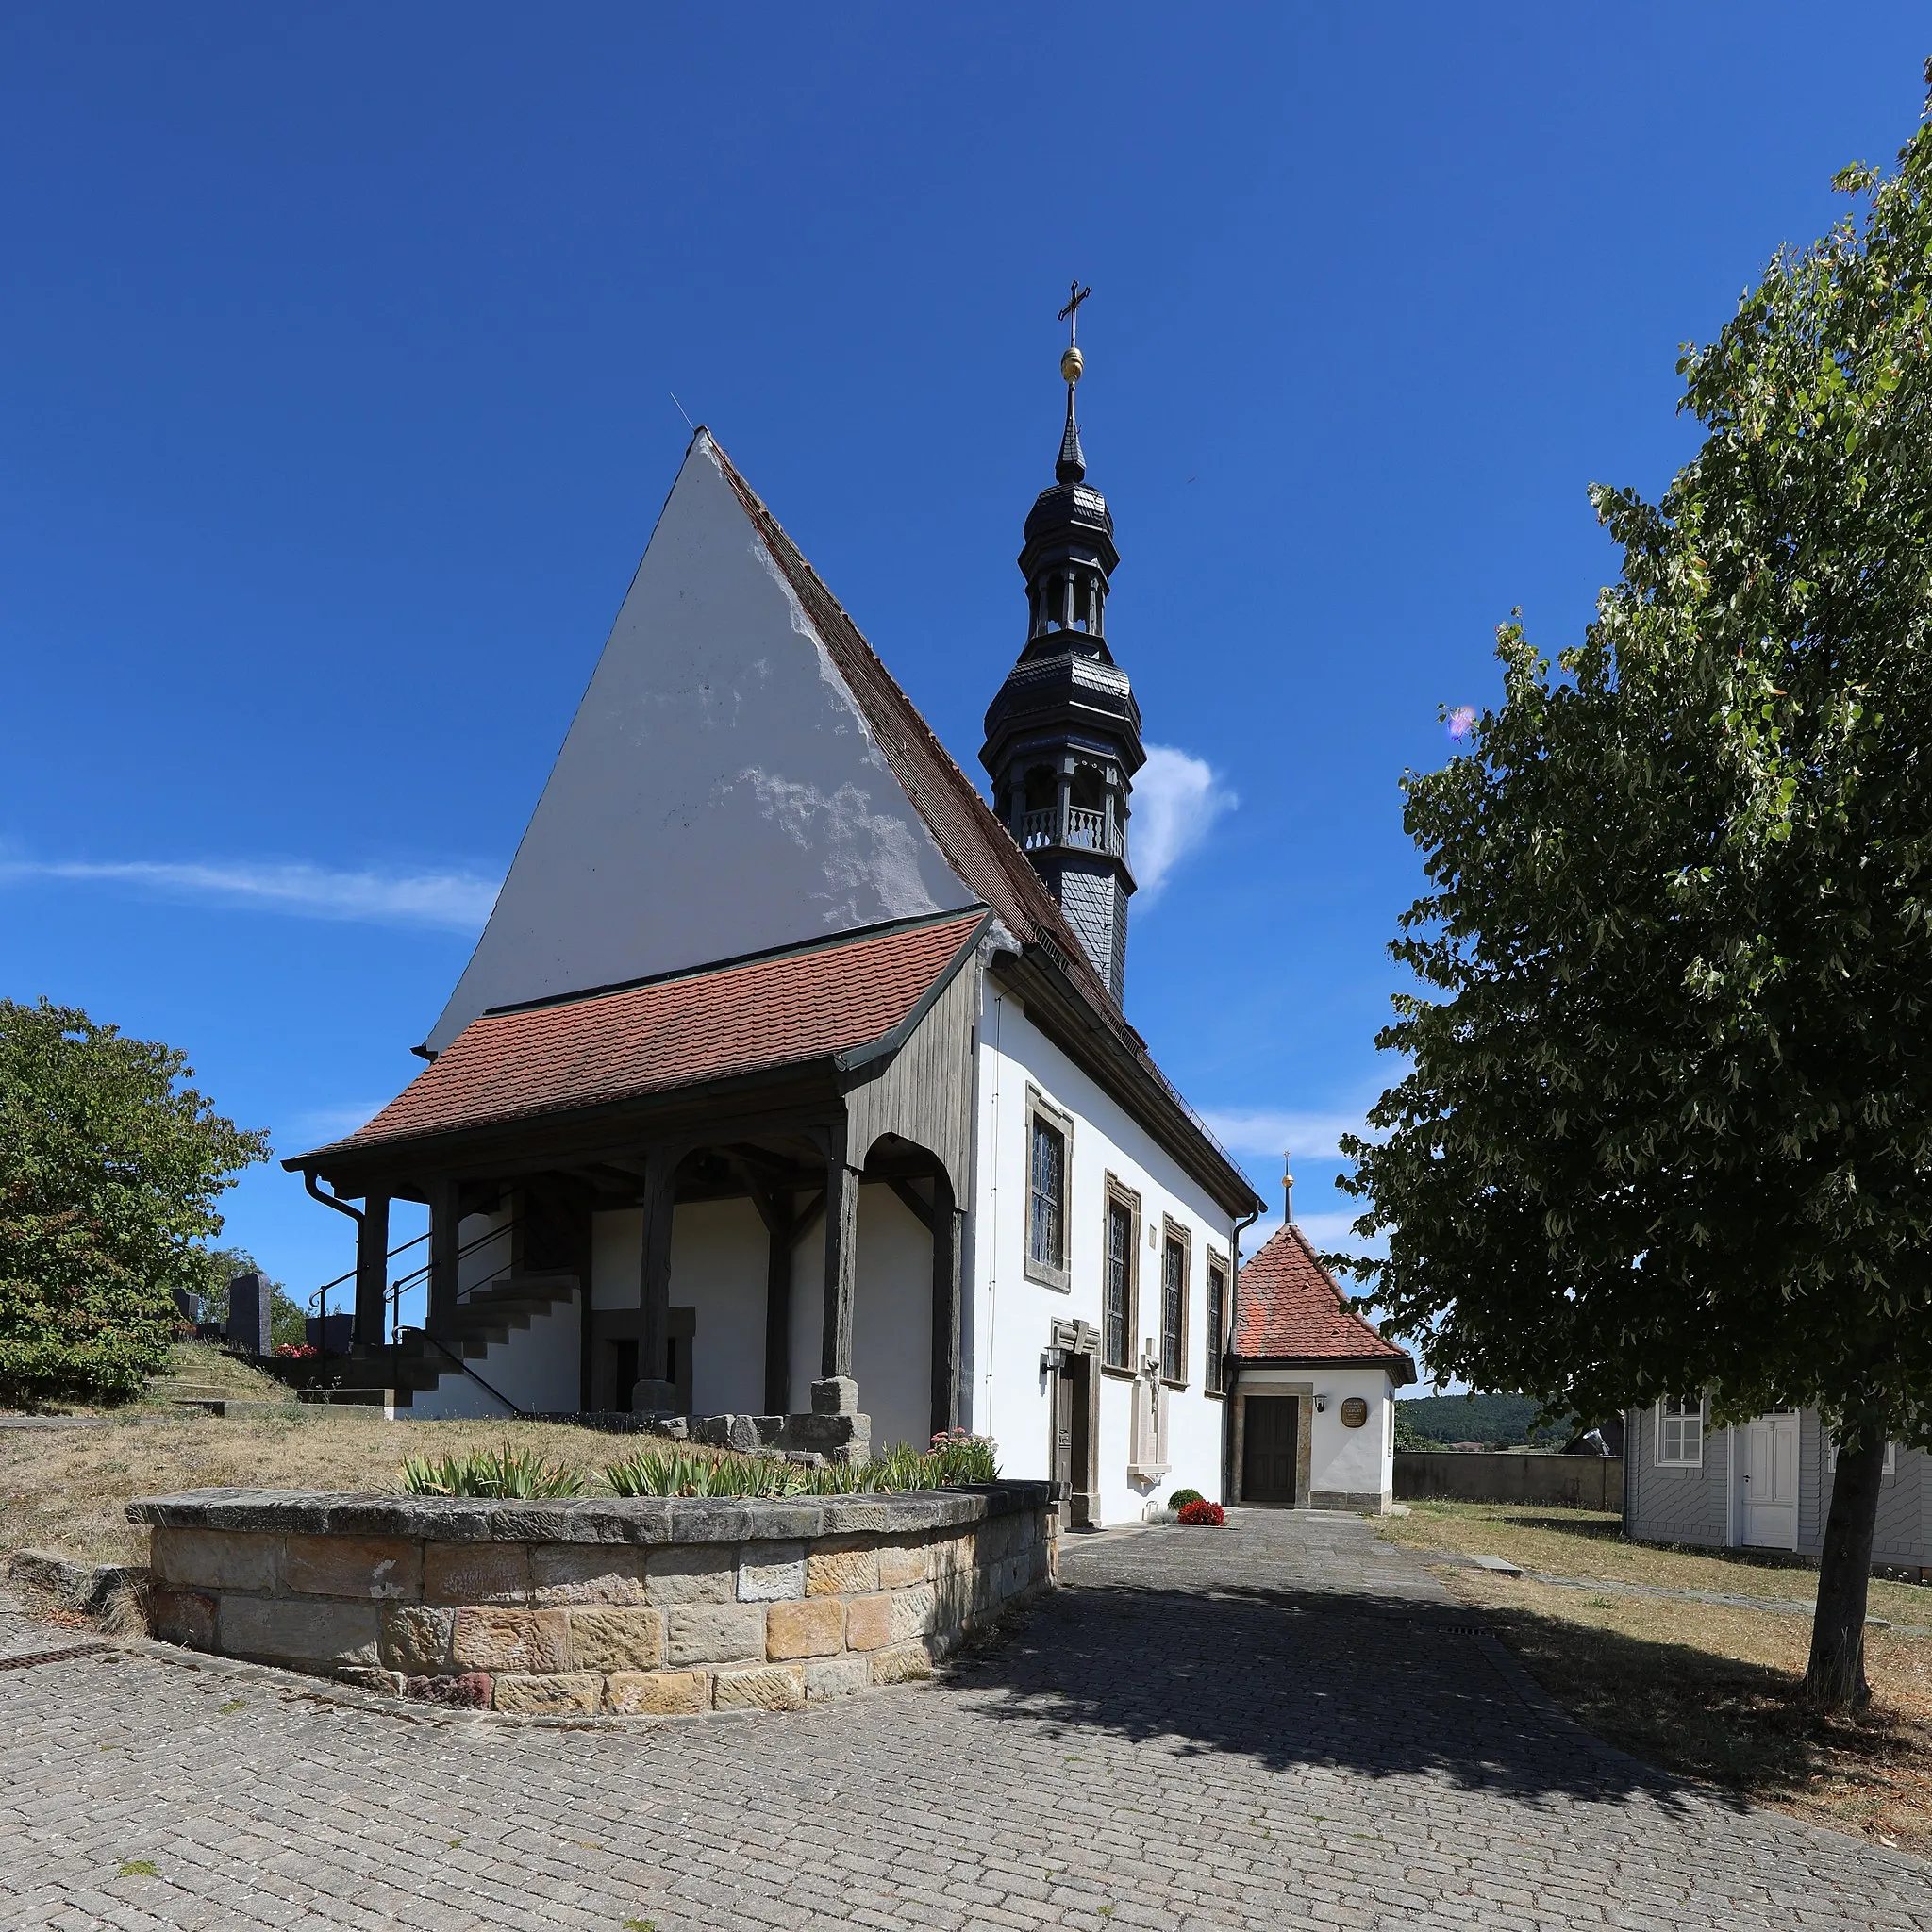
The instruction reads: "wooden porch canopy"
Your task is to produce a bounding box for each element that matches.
[286,908,990,1424]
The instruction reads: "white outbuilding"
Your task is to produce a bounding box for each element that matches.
[1228,1202,1415,1512]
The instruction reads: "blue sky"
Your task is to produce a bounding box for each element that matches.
[4,8,1927,1326]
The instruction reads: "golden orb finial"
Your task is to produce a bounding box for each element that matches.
[1061,343,1084,384]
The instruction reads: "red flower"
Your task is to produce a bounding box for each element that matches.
[1176,1499,1225,1527]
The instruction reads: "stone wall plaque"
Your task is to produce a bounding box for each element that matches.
[1340,1396,1370,1429]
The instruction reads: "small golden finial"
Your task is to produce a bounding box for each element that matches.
[1058,279,1091,385]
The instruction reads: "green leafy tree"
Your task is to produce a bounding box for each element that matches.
[0,999,268,1406]
[1340,72,1932,1713]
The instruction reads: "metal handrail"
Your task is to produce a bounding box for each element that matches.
[419,1329,525,1418]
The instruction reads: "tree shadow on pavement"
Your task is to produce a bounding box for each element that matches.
[944,1537,1729,1819]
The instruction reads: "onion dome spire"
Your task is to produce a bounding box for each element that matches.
[979,284,1144,1004]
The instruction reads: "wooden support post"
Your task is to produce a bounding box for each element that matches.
[730,1158,794,1417]
[354,1191,391,1349]
[634,1146,677,1411]
[426,1179,460,1337]
[930,1178,963,1441]
[820,1133,858,1388]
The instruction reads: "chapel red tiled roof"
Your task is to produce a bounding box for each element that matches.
[307,910,986,1158]
[1235,1222,1414,1376]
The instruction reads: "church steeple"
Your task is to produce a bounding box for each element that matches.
[980,291,1144,1003]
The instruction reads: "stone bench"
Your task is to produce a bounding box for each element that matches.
[127,1483,1056,1716]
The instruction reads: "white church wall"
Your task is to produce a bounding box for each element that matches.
[969,987,1240,1526]
[591,1208,641,1310]
[456,1208,513,1296]
[669,1198,768,1418]
[426,434,975,1053]
[852,1184,934,1454]
[409,1292,581,1420]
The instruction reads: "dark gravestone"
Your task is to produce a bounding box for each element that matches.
[306,1312,353,1356]
[171,1285,201,1324]
[226,1272,272,1357]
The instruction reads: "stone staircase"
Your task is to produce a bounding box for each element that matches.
[268,1272,580,1414]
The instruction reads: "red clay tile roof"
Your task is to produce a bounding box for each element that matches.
[305,911,986,1158]
[1235,1223,1414,1376]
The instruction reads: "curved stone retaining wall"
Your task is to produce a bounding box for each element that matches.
[127,1484,1055,1716]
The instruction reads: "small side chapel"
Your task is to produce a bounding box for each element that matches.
[289,330,1266,1526]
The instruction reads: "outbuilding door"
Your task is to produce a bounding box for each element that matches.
[1742,1410,1799,1549]
[1241,1395,1300,1505]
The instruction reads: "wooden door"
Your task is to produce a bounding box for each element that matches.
[1241,1395,1300,1505]
[1052,1368,1074,1494]
[1743,1411,1799,1548]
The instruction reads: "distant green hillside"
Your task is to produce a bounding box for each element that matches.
[1394,1392,1572,1448]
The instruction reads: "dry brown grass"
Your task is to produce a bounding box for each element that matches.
[1,1401,641,1570]
[1380,1502,1932,1853]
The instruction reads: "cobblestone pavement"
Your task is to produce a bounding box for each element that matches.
[2,1509,1928,1930]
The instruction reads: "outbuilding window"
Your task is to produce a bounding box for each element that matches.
[1025,1093,1071,1291]
[1656,1394,1704,1467]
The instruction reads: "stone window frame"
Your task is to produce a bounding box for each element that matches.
[1099,1174,1141,1378]
[1158,1217,1191,1390]
[1203,1246,1229,1398]
[1024,1087,1074,1292]
[1655,1393,1705,1468]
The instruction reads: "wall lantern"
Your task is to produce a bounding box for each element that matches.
[1313,1392,1327,1413]
[1040,1345,1068,1374]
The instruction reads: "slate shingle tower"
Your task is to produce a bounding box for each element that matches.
[980,323,1144,1003]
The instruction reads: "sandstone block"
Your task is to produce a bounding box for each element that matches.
[764,1595,843,1660]
[891,1581,937,1644]
[452,1607,568,1674]
[665,1603,765,1667]
[711,1662,806,1711]
[404,1672,491,1707]
[930,1530,975,1577]
[491,1670,602,1714]
[531,1544,648,1606]
[843,1591,892,1652]
[870,1640,933,1686]
[151,1528,277,1593]
[221,1595,380,1668]
[805,1654,871,1703]
[150,1587,216,1650]
[875,1541,928,1590]
[644,1545,736,1607]
[380,1605,454,1674]
[737,1542,806,1602]
[566,1606,663,1674]
[425,1541,533,1606]
[605,1668,710,1715]
[334,1666,405,1696]
[283,1535,421,1601]
[805,1537,877,1597]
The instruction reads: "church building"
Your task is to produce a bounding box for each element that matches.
[289,333,1268,1525]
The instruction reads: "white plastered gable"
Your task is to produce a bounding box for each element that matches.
[425,432,975,1052]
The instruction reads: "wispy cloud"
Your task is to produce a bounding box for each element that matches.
[1200,1108,1366,1161]
[1133,744,1236,900]
[283,1101,391,1146]
[0,856,500,932]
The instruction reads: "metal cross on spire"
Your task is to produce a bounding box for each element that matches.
[1058,280,1092,345]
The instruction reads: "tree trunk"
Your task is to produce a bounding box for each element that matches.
[1803,1422,1887,1712]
